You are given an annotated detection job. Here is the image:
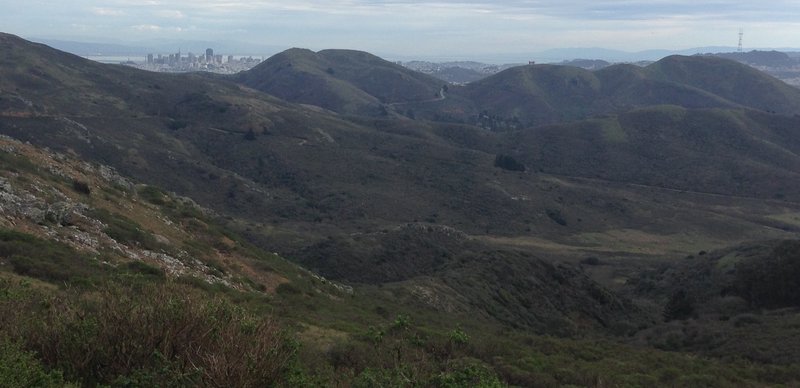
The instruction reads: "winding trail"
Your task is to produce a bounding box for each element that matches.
[387,87,447,107]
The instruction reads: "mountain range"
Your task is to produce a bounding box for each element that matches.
[3,32,800,385]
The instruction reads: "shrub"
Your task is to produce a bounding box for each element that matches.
[0,340,67,387]
[20,282,297,387]
[0,229,103,282]
[71,179,91,195]
[663,289,695,321]
[137,185,168,206]
[276,282,302,295]
[432,359,504,388]
[493,154,525,172]
[166,119,188,130]
[581,257,602,266]
[546,209,567,226]
[91,208,164,251]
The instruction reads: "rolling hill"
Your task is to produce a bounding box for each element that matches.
[4,32,800,384]
[235,48,445,116]
[503,105,800,201]
[407,55,800,127]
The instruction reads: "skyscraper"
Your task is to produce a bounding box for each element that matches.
[206,48,213,62]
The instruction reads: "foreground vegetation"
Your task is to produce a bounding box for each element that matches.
[3,232,800,387]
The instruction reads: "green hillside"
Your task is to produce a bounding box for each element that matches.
[4,32,800,385]
[2,114,799,387]
[235,48,444,116]
[645,55,800,114]
[504,106,800,201]
[415,55,800,127]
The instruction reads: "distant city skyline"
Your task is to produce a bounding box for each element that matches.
[4,1,800,60]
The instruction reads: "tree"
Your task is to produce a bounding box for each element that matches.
[663,289,695,321]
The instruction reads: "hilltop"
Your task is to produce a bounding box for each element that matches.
[235,48,445,116]
[409,55,800,127]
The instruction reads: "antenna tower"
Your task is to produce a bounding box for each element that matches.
[737,29,743,52]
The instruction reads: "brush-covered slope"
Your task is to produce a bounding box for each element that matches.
[631,239,800,364]
[0,33,664,334]
[504,105,800,201]
[2,117,800,388]
[235,48,444,115]
[431,55,800,127]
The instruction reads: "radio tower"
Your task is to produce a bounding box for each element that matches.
[737,29,744,52]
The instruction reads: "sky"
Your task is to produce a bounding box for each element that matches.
[3,1,800,60]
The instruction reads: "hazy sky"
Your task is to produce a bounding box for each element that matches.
[4,1,800,58]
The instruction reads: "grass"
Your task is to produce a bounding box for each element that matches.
[0,229,105,283]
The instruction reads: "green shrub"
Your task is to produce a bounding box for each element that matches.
[0,339,68,387]
[276,282,302,295]
[138,185,168,206]
[0,229,103,283]
[664,289,695,321]
[432,359,505,388]
[120,260,166,279]
[91,208,164,251]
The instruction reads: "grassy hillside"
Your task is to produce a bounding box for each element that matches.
[235,48,444,116]
[2,32,800,294]
[412,55,800,128]
[503,106,800,201]
[645,55,800,114]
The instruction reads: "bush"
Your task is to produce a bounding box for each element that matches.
[18,282,297,387]
[664,289,695,321]
[493,154,526,172]
[0,229,103,282]
[71,179,91,195]
[138,185,168,206]
[432,359,504,388]
[546,209,567,226]
[91,208,164,251]
[581,257,602,266]
[0,340,67,387]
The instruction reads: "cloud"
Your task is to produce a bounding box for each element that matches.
[153,9,186,19]
[131,24,186,32]
[5,0,800,58]
[91,7,125,16]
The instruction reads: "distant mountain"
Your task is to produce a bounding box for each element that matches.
[531,46,740,63]
[236,48,445,116]
[709,50,797,68]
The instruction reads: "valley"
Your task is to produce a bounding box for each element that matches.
[2,32,800,386]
